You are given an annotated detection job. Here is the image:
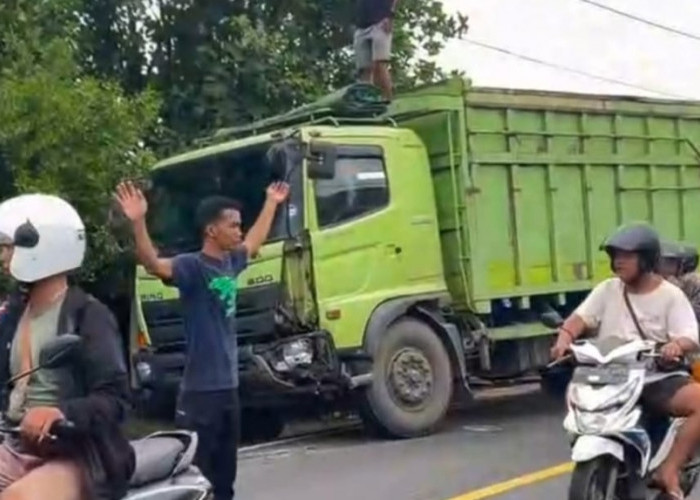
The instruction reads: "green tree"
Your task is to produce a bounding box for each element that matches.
[85,0,467,149]
[0,0,160,291]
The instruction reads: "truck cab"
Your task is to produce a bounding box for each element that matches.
[129,120,455,438]
[128,78,700,438]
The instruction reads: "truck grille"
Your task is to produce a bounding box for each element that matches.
[143,284,283,348]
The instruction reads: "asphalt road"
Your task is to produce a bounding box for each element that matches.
[236,386,700,500]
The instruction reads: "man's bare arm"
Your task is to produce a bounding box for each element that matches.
[558,314,587,342]
[132,219,173,280]
[115,181,173,281]
[242,182,290,258]
[673,337,699,354]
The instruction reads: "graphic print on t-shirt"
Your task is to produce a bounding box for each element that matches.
[208,275,238,317]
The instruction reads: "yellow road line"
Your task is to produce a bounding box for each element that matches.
[447,462,574,500]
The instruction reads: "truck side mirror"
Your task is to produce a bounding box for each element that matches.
[265,143,289,181]
[307,142,337,180]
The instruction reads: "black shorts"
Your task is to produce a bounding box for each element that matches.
[640,375,691,415]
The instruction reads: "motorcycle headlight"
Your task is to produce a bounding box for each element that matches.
[569,377,640,412]
[566,406,642,435]
[576,412,609,434]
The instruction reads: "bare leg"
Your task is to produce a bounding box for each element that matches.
[372,61,393,100]
[0,459,84,500]
[0,444,41,492]
[656,382,700,496]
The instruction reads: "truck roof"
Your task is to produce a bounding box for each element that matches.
[154,77,700,171]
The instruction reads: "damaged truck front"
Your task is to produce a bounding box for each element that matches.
[129,128,388,437]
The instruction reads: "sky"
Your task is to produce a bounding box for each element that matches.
[437,0,700,100]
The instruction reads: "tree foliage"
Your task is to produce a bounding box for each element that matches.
[0,0,466,293]
[77,0,468,148]
[0,0,159,290]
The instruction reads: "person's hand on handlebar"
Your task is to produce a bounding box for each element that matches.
[550,329,574,360]
[660,340,684,362]
[20,407,64,443]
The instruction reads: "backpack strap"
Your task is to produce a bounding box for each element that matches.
[623,287,648,340]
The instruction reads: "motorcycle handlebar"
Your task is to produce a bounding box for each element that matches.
[546,343,688,370]
[0,419,77,440]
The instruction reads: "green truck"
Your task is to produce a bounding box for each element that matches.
[129,77,700,438]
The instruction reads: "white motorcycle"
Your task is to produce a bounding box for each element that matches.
[0,334,212,499]
[542,313,700,500]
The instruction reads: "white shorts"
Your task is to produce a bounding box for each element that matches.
[354,21,393,70]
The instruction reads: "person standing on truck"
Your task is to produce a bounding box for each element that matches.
[354,0,400,100]
[551,223,700,498]
[115,180,290,500]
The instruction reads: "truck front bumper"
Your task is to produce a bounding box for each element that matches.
[132,330,365,405]
[239,330,344,393]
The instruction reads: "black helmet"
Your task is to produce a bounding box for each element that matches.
[679,242,699,274]
[660,240,683,260]
[601,222,661,273]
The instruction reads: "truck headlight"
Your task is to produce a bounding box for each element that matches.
[273,339,314,372]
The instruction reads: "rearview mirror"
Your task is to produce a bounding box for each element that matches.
[265,143,289,181]
[39,334,82,370]
[540,311,564,330]
[307,141,337,180]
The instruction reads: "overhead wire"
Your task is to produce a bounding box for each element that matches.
[579,0,700,42]
[458,38,694,100]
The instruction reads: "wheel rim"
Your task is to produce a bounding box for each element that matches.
[387,347,434,409]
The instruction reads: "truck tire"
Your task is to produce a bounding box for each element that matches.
[359,317,453,438]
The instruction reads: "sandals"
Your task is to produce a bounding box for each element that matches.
[649,474,684,500]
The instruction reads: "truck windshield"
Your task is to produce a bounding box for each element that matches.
[147,145,292,256]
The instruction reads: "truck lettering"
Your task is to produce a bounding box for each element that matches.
[247,274,274,286]
[140,293,164,302]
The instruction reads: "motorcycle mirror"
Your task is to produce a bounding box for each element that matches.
[38,334,82,370]
[540,311,564,329]
[7,334,82,387]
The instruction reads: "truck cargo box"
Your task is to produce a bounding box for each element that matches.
[390,78,700,314]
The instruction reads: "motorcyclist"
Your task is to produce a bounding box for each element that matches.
[0,194,134,500]
[680,243,699,275]
[551,222,700,499]
[660,240,700,322]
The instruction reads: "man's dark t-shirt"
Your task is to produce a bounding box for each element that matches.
[172,249,248,391]
[356,0,393,29]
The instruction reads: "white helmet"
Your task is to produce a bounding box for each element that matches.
[0,194,86,283]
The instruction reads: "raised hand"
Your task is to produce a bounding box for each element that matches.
[115,181,148,222]
[266,181,290,204]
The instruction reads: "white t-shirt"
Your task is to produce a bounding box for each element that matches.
[575,278,699,345]
[574,278,698,382]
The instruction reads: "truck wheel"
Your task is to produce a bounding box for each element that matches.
[359,318,453,438]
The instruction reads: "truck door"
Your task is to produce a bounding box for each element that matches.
[307,142,407,348]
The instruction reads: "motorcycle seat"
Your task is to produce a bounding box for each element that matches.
[129,436,186,487]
